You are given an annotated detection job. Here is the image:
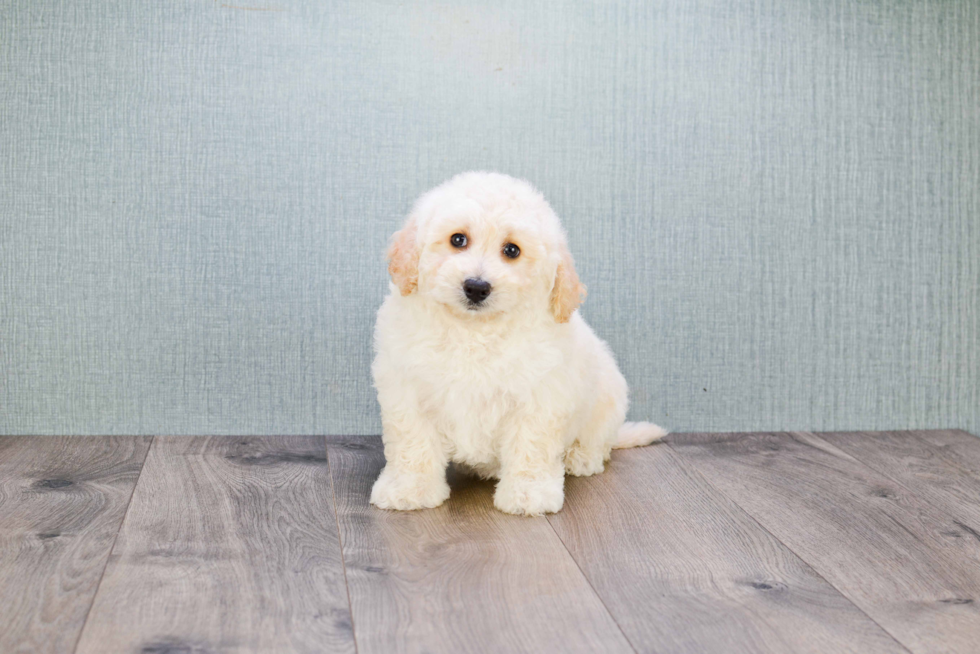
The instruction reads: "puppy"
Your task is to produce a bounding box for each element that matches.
[370,172,666,516]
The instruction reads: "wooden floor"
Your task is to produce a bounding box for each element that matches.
[2,431,979,654]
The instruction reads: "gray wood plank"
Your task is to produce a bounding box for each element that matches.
[548,443,908,654]
[328,435,633,654]
[75,436,354,654]
[0,436,151,654]
[819,431,980,551]
[911,430,980,478]
[669,431,980,654]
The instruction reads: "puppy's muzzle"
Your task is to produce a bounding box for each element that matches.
[462,277,492,305]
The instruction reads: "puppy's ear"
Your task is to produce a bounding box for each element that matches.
[550,245,586,323]
[387,216,420,296]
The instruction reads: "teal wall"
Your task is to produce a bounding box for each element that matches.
[2,1,978,435]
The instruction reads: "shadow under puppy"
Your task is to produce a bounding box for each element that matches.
[371,172,666,516]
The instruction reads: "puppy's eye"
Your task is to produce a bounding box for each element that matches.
[450,233,467,248]
[502,243,521,259]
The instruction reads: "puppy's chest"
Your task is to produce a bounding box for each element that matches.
[413,330,561,439]
[417,330,559,398]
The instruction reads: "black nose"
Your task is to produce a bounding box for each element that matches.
[463,278,492,304]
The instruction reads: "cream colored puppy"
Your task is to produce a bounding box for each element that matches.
[370,172,666,516]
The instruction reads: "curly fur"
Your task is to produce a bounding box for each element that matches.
[370,172,666,516]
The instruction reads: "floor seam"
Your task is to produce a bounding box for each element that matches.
[663,437,915,654]
[545,509,640,654]
[820,429,980,529]
[326,438,360,654]
[908,430,980,482]
[70,435,155,654]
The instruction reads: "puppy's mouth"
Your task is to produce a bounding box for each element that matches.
[459,294,498,314]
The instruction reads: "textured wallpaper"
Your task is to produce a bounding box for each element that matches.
[1,0,978,436]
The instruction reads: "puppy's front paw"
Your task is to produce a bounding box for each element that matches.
[494,474,564,516]
[370,467,450,511]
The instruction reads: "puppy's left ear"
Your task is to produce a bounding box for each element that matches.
[550,244,586,323]
[387,216,420,296]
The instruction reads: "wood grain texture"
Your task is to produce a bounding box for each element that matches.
[0,436,150,654]
[819,431,980,549]
[669,432,980,654]
[327,435,632,654]
[75,436,354,654]
[910,430,980,478]
[548,443,908,654]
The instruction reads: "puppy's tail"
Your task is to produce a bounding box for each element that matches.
[613,421,668,449]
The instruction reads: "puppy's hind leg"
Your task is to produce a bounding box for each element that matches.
[564,392,624,477]
[371,409,450,511]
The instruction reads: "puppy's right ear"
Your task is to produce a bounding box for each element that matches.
[387,216,420,296]
[550,245,587,323]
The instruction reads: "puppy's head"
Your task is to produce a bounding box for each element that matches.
[388,172,585,323]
